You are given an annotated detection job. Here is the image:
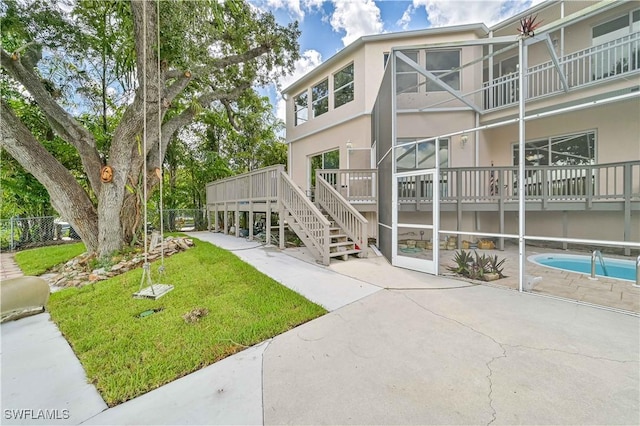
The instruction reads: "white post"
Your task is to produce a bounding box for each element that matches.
[518,37,527,292]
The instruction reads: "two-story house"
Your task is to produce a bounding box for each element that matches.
[207,0,639,288]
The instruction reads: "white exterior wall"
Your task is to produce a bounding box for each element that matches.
[285,27,487,190]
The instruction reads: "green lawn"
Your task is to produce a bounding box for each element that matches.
[47,237,326,406]
[15,243,86,275]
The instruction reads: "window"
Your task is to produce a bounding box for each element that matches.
[334,63,354,108]
[396,50,419,94]
[513,132,596,166]
[383,52,390,68]
[311,79,329,118]
[592,10,640,79]
[492,55,518,78]
[395,138,449,171]
[294,91,308,126]
[426,50,460,92]
[310,149,339,187]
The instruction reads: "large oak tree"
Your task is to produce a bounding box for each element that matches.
[1,0,299,257]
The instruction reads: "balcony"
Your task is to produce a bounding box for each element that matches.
[483,32,640,111]
[396,161,640,212]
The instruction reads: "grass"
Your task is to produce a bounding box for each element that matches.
[14,243,86,275]
[47,236,326,406]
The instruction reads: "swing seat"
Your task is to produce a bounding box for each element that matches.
[133,284,174,300]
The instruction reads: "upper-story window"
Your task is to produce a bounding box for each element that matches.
[396,50,419,94]
[591,9,639,79]
[493,55,518,78]
[334,63,354,108]
[426,50,460,92]
[294,91,308,126]
[592,9,640,46]
[312,79,329,118]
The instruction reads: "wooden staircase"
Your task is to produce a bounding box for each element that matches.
[322,210,364,261]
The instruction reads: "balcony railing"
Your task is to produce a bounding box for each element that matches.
[316,169,378,204]
[205,164,283,204]
[483,32,640,110]
[397,161,640,206]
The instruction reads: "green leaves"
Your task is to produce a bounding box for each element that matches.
[447,249,507,281]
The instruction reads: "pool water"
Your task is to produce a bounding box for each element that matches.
[528,253,636,282]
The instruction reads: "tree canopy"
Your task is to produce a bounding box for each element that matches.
[1,0,298,256]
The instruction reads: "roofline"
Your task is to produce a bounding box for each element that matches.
[489,0,560,32]
[282,23,489,95]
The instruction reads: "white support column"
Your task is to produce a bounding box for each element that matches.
[223,203,228,234]
[235,205,240,238]
[518,37,527,292]
[266,201,272,245]
[249,202,254,241]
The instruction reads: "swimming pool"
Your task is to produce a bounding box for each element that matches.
[528,253,636,282]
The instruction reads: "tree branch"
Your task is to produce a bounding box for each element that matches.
[0,100,99,252]
[164,72,192,106]
[1,48,104,193]
[221,99,241,131]
[147,82,250,169]
[210,44,273,69]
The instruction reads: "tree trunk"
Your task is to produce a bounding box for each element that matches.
[1,101,100,253]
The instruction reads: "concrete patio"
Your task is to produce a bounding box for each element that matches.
[1,232,638,425]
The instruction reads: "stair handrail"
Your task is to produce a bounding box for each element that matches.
[279,171,330,265]
[315,173,368,254]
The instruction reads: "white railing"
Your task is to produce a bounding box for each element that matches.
[206,165,283,205]
[398,161,640,206]
[317,169,378,204]
[280,171,331,265]
[315,173,368,254]
[484,32,640,110]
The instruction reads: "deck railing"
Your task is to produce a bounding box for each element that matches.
[315,173,368,252]
[317,169,378,204]
[280,171,331,265]
[397,161,640,205]
[484,32,640,110]
[206,164,283,204]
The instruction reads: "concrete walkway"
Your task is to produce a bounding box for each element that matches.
[1,233,638,425]
[1,251,24,280]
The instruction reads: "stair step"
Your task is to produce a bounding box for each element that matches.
[329,248,362,258]
[329,241,355,248]
[329,234,347,240]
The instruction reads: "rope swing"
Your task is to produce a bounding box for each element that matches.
[134,0,173,300]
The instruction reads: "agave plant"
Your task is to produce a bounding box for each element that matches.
[448,250,507,281]
[487,254,506,278]
[447,249,474,275]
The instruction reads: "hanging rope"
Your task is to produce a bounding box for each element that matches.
[134,0,173,299]
[157,0,166,276]
[141,0,150,288]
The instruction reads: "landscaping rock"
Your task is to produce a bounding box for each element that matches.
[40,236,194,289]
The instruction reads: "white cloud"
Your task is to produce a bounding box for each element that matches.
[412,0,546,28]
[275,49,323,121]
[397,5,414,30]
[329,0,384,46]
[261,0,324,20]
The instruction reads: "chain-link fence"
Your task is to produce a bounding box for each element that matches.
[148,209,209,233]
[0,209,208,251]
[0,216,80,251]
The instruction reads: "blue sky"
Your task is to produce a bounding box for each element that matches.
[250,0,545,121]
